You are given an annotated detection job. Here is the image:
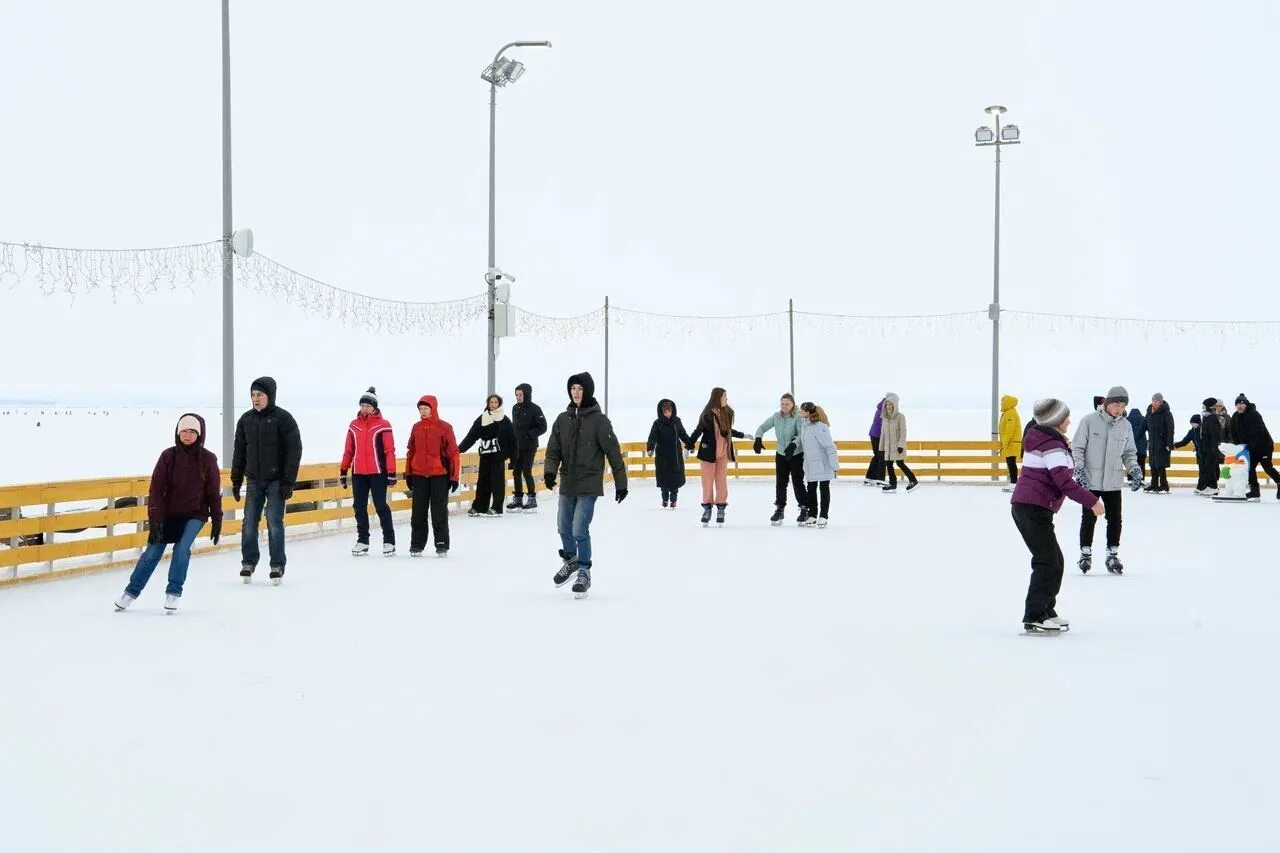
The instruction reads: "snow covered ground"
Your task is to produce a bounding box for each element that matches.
[1,481,1274,852]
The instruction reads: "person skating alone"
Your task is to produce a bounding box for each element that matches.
[1229,394,1280,501]
[999,394,1022,493]
[544,372,628,599]
[231,376,302,585]
[458,394,517,517]
[647,398,692,508]
[797,402,839,528]
[1072,386,1142,574]
[508,383,547,512]
[405,395,460,556]
[688,387,750,526]
[115,414,223,613]
[340,387,398,556]
[1143,393,1175,494]
[879,393,918,493]
[865,397,887,487]
[754,393,807,525]
[1127,406,1148,478]
[1011,400,1105,634]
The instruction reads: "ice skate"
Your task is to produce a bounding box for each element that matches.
[506,496,523,512]
[164,594,179,614]
[351,541,370,556]
[1105,551,1123,575]
[862,477,882,487]
[523,495,538,512]
[881,484,898,493]
[715,505,726,526]
[662,500,669,508]
[770,506,784,526]
[1202,487,1218,496]
[114,593,136,611]
[796,507,809,525]
[240,564,254,584]
[1077,548,1092,574]
[1045,613,1070,631]
[700,504,712,527]
[572,567,592,599]
[816,517,829,528]
[382,543,396,557]
[554,550,579,587]
[467,508,482,518]
[905,481,920,493]
[1001,484,1016,492]
[269,566,284,586]
[409,549,424,558]
[669,498,677,509]
[1023,619,1063,635]
[435,547,448,558]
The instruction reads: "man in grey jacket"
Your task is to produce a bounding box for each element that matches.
[1072,385,1143,574]
[544,371,628,599]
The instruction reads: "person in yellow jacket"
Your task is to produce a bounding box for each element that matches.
[1000,394,1023,492]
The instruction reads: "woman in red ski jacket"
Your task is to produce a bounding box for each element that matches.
[406,394,460,556]
[340,387,398,555]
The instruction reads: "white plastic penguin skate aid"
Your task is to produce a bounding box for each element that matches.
[1213,443,1251,502]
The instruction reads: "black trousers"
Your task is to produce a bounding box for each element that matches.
[352,474,395,545]
[473,454,507,513]
[1079,489,1123,549]
[1136,453,1147,478]
[513,446,537,496]
[410,475,451,552]
[661,485,681,503]
[775,453,807,507]
[1012,503,1064,623]
[886,460,917,487]
[1006,456,1019,484]
[805,480,831,518]
[866,439,885,481]
[1150,466,1170,490]
[1196,456,1220,491]
[1247,453,1280,498]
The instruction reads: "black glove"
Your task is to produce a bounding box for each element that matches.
[753,436,764,455]
[210,517,222,546]
[147,522,162,546]
[340,471,348,489]
[232,483,241,503]
[281,484,294,501]
[387,474,397,487]
[615,488,628,504]
[897,447,904,455]
[545,474,557,491]
[449,480,459,493]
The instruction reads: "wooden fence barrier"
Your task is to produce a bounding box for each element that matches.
[1,440,1269,586]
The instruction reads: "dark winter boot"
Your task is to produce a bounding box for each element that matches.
[554,550,578,588]
[715,504,727,525]
[507,496,523,511]
[572,566,592,599]
[524,494,538,512]
[700,504,713,526]
[770,506,785,526]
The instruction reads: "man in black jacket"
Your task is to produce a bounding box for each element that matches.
[1230,393,1279,500]
[508,383,547,512]
[232,376,303,583]
[1143,393,1175,494]
[544,372,627,599]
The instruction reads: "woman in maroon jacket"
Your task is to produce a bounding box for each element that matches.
[1010,399,1104,634]
[115,413,223,614]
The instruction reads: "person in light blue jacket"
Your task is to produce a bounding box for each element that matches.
[798,401,840,527]
[754,393,808,525]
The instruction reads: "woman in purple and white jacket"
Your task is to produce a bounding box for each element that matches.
[1010,398,1104,634]
[864,397,886,486]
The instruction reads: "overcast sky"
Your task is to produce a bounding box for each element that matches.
[2,0,1278,430]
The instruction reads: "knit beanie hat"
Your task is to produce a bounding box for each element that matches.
[1151,392,1164,403]
[1236,393,1250,405]
[1191,414,1202,425]
[1033,398,1070,429]
[1202,397,1218,409]
[1105,386,1129,405]
[359,386,379,408]
[176,414,202,435]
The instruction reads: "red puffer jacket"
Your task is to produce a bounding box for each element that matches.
[342,411,396,476]
[406,395,460,480]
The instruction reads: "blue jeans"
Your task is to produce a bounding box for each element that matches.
[557,494,598,568]
[242,479,286,568]
[125,517,203,598]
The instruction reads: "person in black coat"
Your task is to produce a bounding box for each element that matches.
[458,394,517,516]
[1143,393,1175,493]
[1127,408,1148,477]
[231,376,302,582]
[508,383,547,510]
[646,399,692,508]
[1230,394,1280,500]
[1176,399,1224,493]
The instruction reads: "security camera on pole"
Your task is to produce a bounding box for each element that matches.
[488,268,516,358]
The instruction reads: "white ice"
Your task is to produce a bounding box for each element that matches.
[1,481,1275,852]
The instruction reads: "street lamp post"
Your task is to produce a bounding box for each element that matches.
[221,0,235,465]
[974,106,1021,447]
[482,40,551,397]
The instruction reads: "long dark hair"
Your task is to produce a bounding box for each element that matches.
[699,387,733,435]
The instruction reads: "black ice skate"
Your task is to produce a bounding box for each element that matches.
[506,496,523,512]
[524,495,538,512]
[554,550,579,587]
[881,484,898,493]
[715,504,726,526]
[796,506,809,525]
[770,506,785,526]
[269,566,285,586]
[1105,552,1124,574]
[572,567,592,599]
[435,547,448,558]
[1077,549,1092,574]
[700,504,713,527]
[240,564,254,584]
[905,481,920,493]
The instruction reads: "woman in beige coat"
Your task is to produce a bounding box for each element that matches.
[879,393,919,493]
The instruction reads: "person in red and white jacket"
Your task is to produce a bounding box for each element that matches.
[341,386,397,556]
[405,394,460,556]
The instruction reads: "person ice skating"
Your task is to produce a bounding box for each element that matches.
[1177,401,1223,495]
[405,395,460,556]
[688,387,750,525]
[340,387,398,556]
[458,394,517,516]
[544,372,628,599]
[232,376,302,585]
[647,398,692,508]
[1071,386,1142,574]
[999,394,1022,492]
[1214,399,1232,443]
[1229,394,1280,500]
[864,397,887,486]
[1144,393,1175,494]
[1127,406,1148,478]
[509,383,547,512]
[1011,399,1104,633]
[797,402,839,527]
[879,393,918,493]
[115,414,223,613]
[754,393,807,524]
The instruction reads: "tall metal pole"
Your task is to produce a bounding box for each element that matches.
[604,296,610,414]
[221,0,235,466]
[486,80,498,398]
[788,298,796,396]
[990,113,1002,446]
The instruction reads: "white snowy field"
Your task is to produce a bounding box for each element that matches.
[1,481,1275,852]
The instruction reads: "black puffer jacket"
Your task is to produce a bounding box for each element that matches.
[1145,403,1176,469]
[511,383,548,450]
[647,399,691,490]
[1231,402,1274,458]
[231,376,303,489]
[545,372,627,497]
[458,410,516,458]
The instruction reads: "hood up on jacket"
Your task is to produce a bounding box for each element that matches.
[174,412,208,449]
[516,383,534,404]
[883,393,900,417]
[250,376,277,410]
[417,394,441,421]
[1001,394,1018,412]
[656,398,678,421]
[567,372,598,409]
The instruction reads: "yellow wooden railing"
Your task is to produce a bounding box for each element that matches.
[0,440,1266,586]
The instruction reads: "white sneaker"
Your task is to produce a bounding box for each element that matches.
[114,593,136,611]
[352,542,370,556]
[382,543,396,557]
[164,594,179,614]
